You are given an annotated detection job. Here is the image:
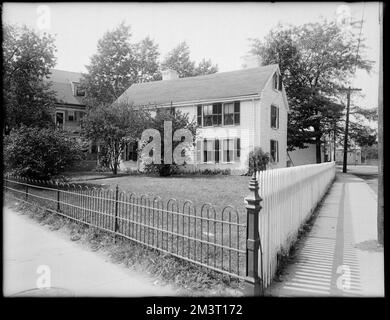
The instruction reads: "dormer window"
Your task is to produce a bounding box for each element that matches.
[272,73,282,91]
[73,82,85,97]
[75,85,85,97]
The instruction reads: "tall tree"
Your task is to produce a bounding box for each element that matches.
[250,20,373,162]
[161,42,196,78]
[134,36,161,82]
[3,24,57,132]
[81,23,160,107]
[161,41,218,78]
[194,58,219,76]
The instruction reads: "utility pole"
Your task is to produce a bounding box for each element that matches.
[377,2,383,245]
[340,86,362,173]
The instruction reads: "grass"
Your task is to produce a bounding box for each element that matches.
[83,174,251,215]
[4,194,245,296]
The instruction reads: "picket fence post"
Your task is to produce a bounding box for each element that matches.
[114,184,119,243]
[244,172,263,296]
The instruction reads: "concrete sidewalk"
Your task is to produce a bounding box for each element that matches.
[3,206,177,297]
[266,172,384,297]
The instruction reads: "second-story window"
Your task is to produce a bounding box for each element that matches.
[198,101,240,127]
[271,105,279,129]
[203,104,222,127]
[223,101,240,125]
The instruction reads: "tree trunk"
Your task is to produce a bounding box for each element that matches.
[315,138,322,163]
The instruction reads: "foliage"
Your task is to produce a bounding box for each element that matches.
[81,23,161,107]
[81,102,151,174]
[140,109,198,176]
[247,147,270,175]
[198,168,231,176]
[361,143,378,160]
[348,122,377,148]
[161,41,218,78]
[3,24,57,132]
[249,20,374,162]
[4,126,83,180]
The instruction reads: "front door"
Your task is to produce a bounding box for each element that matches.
[55,111,65,129]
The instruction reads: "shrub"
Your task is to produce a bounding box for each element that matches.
[138,109,197,177]
[247,147,270,175]
[4,125,84,180]
[143,163,179,177]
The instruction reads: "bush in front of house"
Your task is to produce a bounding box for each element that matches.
[4,125,84,180]
[247,147,270,175]
[138,108,198,177]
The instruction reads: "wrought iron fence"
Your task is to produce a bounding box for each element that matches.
[4,175,247,280]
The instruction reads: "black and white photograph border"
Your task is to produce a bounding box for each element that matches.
[1,1,384,305]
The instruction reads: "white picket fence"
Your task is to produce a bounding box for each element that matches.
[256,161,336,288]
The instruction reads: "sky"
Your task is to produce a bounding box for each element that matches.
[3,2,381,110]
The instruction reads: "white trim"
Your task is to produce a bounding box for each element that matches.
[136,94,260,109]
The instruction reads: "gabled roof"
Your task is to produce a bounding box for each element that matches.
[46,69,85,106]
[115,64,280,106]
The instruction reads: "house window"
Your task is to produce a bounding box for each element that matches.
[68,110,75,122]
[223,103,234,125]
[203,139,214,163]
[273,73,282,91]
[202,104,222,127]
[223,139,234,163]
[75,84,86,97]
[271,105,279,129]
[124,142,138,161]
[270,140,279,163]
[223,101,240,125]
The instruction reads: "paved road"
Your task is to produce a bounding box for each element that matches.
[3,206,178,297]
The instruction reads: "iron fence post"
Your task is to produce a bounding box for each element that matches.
[244,172,263,296]
[114,184,119,243]
[25,181,29,201]
[56,182,60,213]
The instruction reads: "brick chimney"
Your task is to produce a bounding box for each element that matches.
[161,69,179,80]
[241,55,262,69]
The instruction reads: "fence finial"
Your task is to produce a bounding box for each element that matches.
[244,173,263,296]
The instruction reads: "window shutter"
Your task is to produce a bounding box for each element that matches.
[215,139,220,163]
[277,107,279,129]
[197,105,202,126]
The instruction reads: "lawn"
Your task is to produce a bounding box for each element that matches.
[82,174,251,216]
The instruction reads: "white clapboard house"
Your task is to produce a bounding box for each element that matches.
[114,57,289,174]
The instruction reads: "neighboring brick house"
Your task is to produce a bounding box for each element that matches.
[114,59,289,173]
